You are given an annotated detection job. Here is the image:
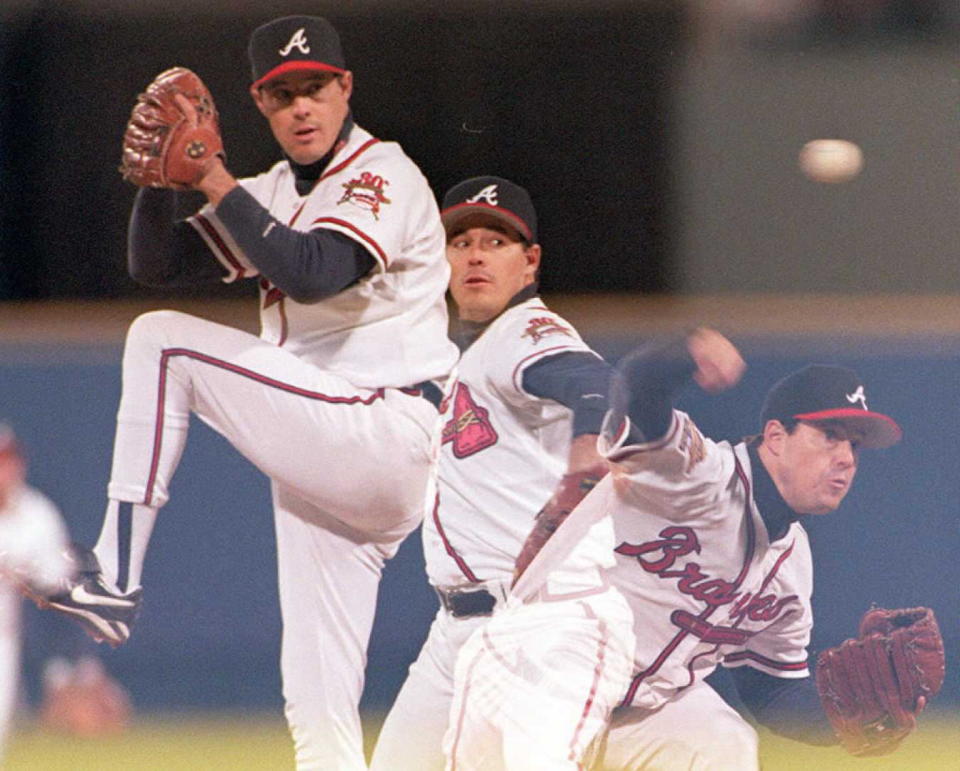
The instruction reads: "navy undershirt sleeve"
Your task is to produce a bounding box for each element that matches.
[128,188,226,287]
[730,667,837,746]
[215,186,377,303]
[522,351,613,437]
[609,338,696,443]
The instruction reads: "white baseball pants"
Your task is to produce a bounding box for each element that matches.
[107,310,442,770]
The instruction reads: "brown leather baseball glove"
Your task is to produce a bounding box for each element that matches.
[815,606,945,756]
[120,67,224,189]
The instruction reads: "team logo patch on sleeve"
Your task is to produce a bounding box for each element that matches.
[338,171,391,219]
[521,317,573,344]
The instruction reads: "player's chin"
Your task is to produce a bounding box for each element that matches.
[285,138,330,165]
[454,293,501,323]
[813,488,849,514]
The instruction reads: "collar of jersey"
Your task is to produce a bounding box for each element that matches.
[746,440,801,542]
[451,284,540,352]
[286,112,355,195]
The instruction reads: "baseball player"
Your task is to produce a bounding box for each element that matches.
[444,331,934,770]
[38,16,457,771]
[0,426,129,760]
[370,177,614,771]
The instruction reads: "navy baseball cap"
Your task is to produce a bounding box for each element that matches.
[760,364,901,449]
[441,176,538,243]
[249,16,347,89]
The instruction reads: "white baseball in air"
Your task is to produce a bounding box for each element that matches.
[798,139,863,183]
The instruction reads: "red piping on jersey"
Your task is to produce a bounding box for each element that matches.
[720,540,808,674]
[431,492,481,583]
[311,216,389,267]
[510,344,580,393]
[724,649,808,672]
[193,214,246,279]
[143,348,386,506]
[619,455,757,706]
[321,138,380,181]
[289,201,308,229]
[285,138,380,229]
[277,298,289,346]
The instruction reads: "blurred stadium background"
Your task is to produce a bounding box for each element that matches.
[1,0,958,767]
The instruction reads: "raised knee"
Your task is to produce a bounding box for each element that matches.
[125,310,194,349]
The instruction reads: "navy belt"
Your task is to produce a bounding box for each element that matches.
[435,581,509,618]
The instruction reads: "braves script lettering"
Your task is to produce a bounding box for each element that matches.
[728,589,798,623]
[616,526,797,632]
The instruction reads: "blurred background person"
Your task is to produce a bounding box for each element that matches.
[0,425,130,761]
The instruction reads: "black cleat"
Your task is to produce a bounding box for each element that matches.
[43,545,142,647]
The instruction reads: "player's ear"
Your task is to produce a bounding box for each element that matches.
[762,419,787,455]
[523,244,541,283]
[250,84,270,117]
[337,71,354,100]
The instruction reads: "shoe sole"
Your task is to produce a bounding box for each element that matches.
[46,600,134,647]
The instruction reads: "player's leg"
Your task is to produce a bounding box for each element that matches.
[371,611,487,771]
[445,594,635,771]
[442,624,506,771]
[596,680,759,771]
[105,310,436,527]
[58,309,435,643]
[272,482,403,771]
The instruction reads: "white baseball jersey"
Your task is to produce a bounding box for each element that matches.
[0,485,70,759]
[424,297,603,587]
[529,410,813,705]
[189,124,455,388]
[445,410,814,770]
[599,411,812,707]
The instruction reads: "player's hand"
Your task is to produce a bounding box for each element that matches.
[688,328,745,393]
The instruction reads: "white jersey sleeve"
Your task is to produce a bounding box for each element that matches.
[599,409,733,524]
[491,300,602,407]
